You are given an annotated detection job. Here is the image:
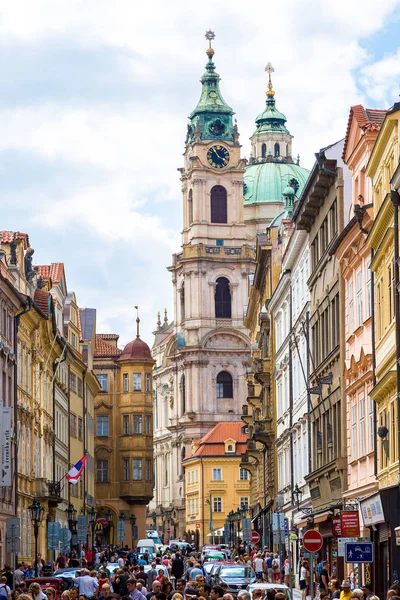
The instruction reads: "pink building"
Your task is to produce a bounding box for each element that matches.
[332,106,386,546]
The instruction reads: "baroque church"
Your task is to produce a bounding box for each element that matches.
[150,33,309,538]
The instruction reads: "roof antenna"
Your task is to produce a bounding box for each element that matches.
[134,305,140,338]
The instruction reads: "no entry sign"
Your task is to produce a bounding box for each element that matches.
[303,529,323,553]
[251,531,260,544]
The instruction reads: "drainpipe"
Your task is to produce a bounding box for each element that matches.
[370,249,378,476]
[289,279,294,497]
[390,189,400,485]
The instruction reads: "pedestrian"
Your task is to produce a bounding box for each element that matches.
[300,559,310,600]
[283,558,290,585]
[127,579,146,600]
[13,566,25,588]
[319,562,330,593]
[340,581,353,600]
[271,554,280,584]
[0,577,11,600]
[28,584,47,600]
[171,554,185,581]
[330,579,341,599]
[253,553,264,581]
[265,553,273,583]
[361,585,374,600]
[75,569,99,597]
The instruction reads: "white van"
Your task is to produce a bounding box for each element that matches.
[136,538,156,557]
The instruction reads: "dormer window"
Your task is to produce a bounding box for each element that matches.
[224,438,236,454]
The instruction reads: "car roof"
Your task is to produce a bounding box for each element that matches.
[248,584,289,590]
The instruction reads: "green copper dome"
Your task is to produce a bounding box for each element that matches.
[186,40,234,145]
[244,162,310,205]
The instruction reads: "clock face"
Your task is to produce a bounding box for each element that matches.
[207,145,230,169]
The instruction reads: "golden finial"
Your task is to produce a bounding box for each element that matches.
[205,30,215,57]
[134,305,140,338]
[265,62,275,97]
[157,311,161,330]
[164,308,168,325]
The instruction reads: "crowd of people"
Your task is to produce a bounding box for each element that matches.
[0,545,394,600]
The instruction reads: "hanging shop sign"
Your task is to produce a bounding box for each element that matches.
[340,511,360,537]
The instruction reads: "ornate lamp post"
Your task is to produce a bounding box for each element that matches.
[88,507,97,552]
[66,502,77,557]
[28,499,45,576]
[152,511,157,529]
[130,513,137,550]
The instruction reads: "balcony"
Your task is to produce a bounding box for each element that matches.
[119,481,154,505]
[34,479,62,507]
[252,420,274,446]
[246,439,262,460]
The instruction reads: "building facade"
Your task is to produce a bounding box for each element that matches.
[366,102,400,597]
[94,324,154,545]
[183,422,250,547]
[294,140,351,577]
[0,246,24,566]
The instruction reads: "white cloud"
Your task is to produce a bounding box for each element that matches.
[1,0,400,343]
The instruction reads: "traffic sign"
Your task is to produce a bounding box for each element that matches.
[77,515,88,544]
[345,542,373,563]
[6,518,20,553]
[167,527,171,533]
[196,523,201,529]
[48,522,61,550]
[251,530,260,544]
[303,529,323,553]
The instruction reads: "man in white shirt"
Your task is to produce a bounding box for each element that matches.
[75,569,99,597]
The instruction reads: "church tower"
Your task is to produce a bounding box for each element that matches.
[152,33,255,537]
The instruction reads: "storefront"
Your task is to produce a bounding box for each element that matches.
[361,488,400,600]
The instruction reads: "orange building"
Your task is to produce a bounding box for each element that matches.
[93,319,154,545]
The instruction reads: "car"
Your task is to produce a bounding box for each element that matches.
[207,562,227,586]
[28,578,65,598]
[143,564,170,581]
[95,563,120,576]
[246,582,292,600]
[214,564,256,595]
[202,552,225,563]
[53,568,81,589]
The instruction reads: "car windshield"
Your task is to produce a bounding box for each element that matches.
[204,564,215,573]
[220,567,254,578]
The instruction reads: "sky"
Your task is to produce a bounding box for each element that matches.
[2,0,400,346]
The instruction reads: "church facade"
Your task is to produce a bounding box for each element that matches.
[150,34,309,539]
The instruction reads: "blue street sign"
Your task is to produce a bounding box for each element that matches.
[345,542,374,563]
[284,518,289,537]
[48,522,61,550]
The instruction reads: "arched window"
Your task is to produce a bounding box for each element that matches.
[217,371,233,398]
[261,143,266,158]
[210,186,227,224]
[180,282,185,322]
[215,277,231,318]
[188,189,193,225]
[274,143,280,157]
[181,374,186,415]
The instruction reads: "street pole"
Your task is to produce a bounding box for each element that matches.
[34,523,39,577]
[309,553,314,600]
[209,494,213,544]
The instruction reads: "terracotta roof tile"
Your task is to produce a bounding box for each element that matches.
[95,334,122,358]
[343,104,387,161]
[34,288,50,317]
[185,422,248,459]
[0,231,29,244]
[99,334,120,341]
[35,263,64,284]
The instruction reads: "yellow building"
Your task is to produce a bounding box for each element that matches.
[183,422,250,547]
[241,227,282,547]
[0,232,65,561]
[94,321,154,546]
[366,102,400,589]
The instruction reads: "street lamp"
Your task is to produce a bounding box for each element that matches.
[106,508,113,523]
[28,499,45,576]
[152,510,157,528]
[66,502,77,557]
[293,484,301,508]
[88,507,97,552]
[130,514,137,550]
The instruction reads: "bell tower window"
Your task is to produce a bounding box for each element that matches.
[261,143,266,158]
[274,143,280,157]
[210,186,227,224]
[188,189,193,225]
[215,277,231,318]
[216,371,233,399]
